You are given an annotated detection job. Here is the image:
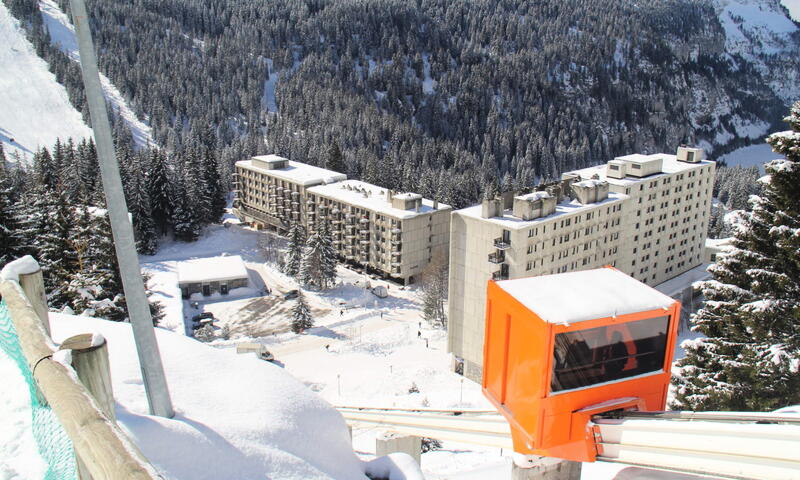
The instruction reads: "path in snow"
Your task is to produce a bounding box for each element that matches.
[38,0,155,149]
[0,2,92,162]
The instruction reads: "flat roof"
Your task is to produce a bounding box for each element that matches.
[177,255,249,284]
[455,192,626,229]
[496,268,676,325]
[654,263,711,298]
[307,180,451,219]
[235,158,347,186]
[567,154,714,186]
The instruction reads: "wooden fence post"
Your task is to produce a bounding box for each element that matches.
[60,333,116,480]
[18,268,49,337]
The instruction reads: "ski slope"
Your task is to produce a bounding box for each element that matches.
[0,2,92,163]
[38,0,154,149]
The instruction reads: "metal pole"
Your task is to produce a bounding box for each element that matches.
[68,0,174,418]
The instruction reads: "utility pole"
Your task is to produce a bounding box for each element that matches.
[69,0,174,418]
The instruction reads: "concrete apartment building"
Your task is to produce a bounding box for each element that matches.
[234,155,347,231]
[234,155,450,284]
[306,180,452,285]
[448,146,715,381]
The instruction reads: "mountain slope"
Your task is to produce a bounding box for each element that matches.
[0,1,91,162]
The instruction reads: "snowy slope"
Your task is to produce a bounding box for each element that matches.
[781,0,800,20]
[38,0,154,149]
[0,2,92,162]
[715,0,800,104]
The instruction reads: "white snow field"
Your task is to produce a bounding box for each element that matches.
[132,215,717,479]
[37,0,154,149]
[718,142,785,172]
[780,0,800,21]
[0,2,92,162]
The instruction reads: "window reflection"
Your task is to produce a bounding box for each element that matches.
[551,316,669,393]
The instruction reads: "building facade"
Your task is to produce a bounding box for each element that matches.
[306,180,451,285]
[233,155,346,232]
[234,155,450,284]
[448,146,715,381]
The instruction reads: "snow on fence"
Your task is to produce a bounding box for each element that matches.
[0,265,160,480]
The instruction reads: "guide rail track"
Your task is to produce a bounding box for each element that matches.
[337,406,800,479]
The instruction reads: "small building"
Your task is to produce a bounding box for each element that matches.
[178,255,249,299]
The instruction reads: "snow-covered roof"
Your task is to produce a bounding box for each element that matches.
[307,180,451,219]
[568,154,714,186]
[654,262,712,298]
[176,255,249,284]
[456,192,626,229]
[516,191,552,201]
[236,158,347,186]
[48,314,368,480]
[496,268,676,325]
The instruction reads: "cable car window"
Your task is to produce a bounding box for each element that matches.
[550,316,669,393]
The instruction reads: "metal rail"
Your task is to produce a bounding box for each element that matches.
[339,406,800,479]
[336,406,513,448]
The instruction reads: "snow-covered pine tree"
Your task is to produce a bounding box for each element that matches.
[291,290,313,333]
[201,146,226,224]
[318,220,338,288]
[0,183,21,266]
[300,220,338,289]
[325,141,346,173]
[673,102,800,411]
[146,149,172,236]
[284,221,306,277]
[172,164,201,242]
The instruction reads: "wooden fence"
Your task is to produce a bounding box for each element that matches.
[0,268,161,480]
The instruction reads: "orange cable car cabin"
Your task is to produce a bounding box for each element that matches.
[482,267,681,462]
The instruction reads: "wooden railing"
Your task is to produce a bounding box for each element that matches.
[0,267,161,480]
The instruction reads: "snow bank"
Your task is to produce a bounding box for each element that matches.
[0,255,41,282]
[363,453,424,480]
[49,314,370,480]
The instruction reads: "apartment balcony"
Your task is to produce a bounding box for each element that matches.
[345,234,357,240]
[494,237,511,250]
[492,264,509,281]
[492,270,509,281]
[391,251,401,257]
[359,217,370,224]
[291,191,300,197]
[488,252,505,264]
[359,240,370,245]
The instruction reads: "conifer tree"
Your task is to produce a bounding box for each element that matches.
[325,141,346,173]
[284,222,306,277]
[291,290,313,333]
[172,170,200,242]
[146,149,172,236]
[673,102,800,411]
[300,220,338,289]
[0,184,20,266]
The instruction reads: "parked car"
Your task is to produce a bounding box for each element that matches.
[191,312,214,323]
[283,290,299,300]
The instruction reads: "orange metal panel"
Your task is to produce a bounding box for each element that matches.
[482,271,682,463]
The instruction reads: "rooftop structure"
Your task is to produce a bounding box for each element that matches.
[307,180,440,220]
[495,267,675,325]
[177,255,249,298]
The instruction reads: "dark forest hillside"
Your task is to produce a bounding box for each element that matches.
[6,0,796,207]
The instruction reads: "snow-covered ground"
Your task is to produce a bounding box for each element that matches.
[131,217,717,479]
[717,142,785,171]
[38,0,154,149]
[0,2,92,163]
[780,0,800,21]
